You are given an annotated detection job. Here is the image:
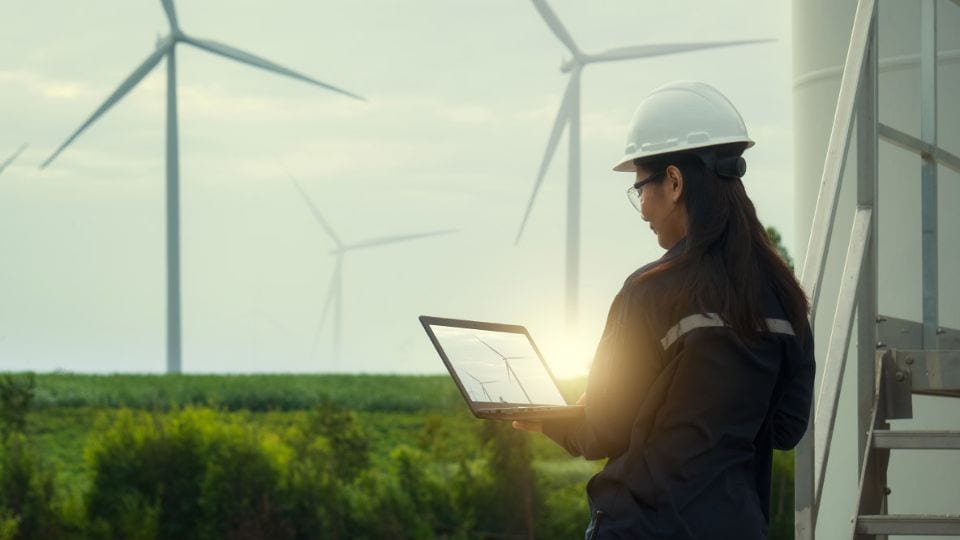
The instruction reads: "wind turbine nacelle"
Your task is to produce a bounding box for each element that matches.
[560,54,588,73]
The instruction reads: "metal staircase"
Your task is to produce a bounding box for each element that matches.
[852,335,960,537]
[793,0,960,538]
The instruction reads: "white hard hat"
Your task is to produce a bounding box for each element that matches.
[612,81,755,172]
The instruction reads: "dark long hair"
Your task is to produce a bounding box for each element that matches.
[632,144,809,342]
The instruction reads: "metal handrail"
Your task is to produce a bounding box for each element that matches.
[813,206,872,503]
[795,0,877,537]
[798,0,877,319]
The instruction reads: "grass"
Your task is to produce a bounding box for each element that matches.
[23,373,587,412]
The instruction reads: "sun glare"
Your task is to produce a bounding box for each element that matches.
[531,327,596,380]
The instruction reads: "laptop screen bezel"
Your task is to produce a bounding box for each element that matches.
[419,315,570,415]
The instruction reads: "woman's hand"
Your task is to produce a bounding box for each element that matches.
[511,392,587,432]
[511,420,542,432]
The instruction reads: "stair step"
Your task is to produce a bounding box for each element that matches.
[856,514,960,535]
[873,430,960,449]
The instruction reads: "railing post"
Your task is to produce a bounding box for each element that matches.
[920,0,938,351]
[856,3,879,471]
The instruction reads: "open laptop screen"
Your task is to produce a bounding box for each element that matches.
[426,321,567,406]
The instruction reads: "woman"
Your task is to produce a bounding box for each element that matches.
[513,81,814,539]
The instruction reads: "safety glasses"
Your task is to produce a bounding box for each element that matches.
[625,171,664,213]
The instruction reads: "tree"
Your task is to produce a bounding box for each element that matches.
[0,375,35,436]
[765,226,794,271]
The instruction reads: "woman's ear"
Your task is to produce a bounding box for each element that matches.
[665,164,684,204]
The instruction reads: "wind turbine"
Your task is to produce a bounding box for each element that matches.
[475,336,532,403]
[39,0,363,374]
[289,176,457,370]
[465,370,498,402]
[0,144,28,177]
[516,0,771,326]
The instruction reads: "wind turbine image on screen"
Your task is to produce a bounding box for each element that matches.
[475,336,533,403]
[0,144,27,177]
[39,0,365,374]
[430,325,568,406]
[464,370,498,402]
[289,175,457,370]
[516,0,771,326]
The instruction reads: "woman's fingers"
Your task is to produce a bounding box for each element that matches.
[512,420,543,432]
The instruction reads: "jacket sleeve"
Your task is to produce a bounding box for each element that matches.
[542,290,661,460]
[772,322,815,450]
[615,326,782,507]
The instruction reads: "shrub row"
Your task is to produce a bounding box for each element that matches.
[2,405,595,539]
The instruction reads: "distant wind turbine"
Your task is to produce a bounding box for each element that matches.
[475,336,532,403]
[39,0,364,374]
[465,370,498,402]
[516,0,771,326]
[0,144,28,177]
[289,175,457,370]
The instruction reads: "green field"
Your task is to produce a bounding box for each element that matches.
[1,373,793,539]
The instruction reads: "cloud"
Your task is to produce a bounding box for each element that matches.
[0,70,96,102]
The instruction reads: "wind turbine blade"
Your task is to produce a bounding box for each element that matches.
[335,229,457,253]
[182,35,365,101]
[588,39,773,64]
[515,76,574,244]
[41,43,170,169]
[287,175,344,248]
[475,336,504,359]
[530,0,581,56]
[0,143,28,176]
[311,258,341,358]
[160,0,180,32]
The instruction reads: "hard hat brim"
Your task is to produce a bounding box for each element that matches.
[612,137,755,172]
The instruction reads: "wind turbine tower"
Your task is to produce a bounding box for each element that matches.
[290,176,457,370]
[40,0,364,374]
[516,0,771,326]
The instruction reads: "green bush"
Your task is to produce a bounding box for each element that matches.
[84,409,209,539]
[0,434,60,539]
[0,510,18,540]
[770,450,795,540]
[85,406,382,540]
[0,374,35,435]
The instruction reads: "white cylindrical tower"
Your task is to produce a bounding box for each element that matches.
[793,0,960,538]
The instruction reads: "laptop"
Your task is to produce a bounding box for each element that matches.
[419,315,584,421]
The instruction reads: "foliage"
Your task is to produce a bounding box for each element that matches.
[4,375,796,539]
[26,373,588,414]
[0,434,61,539]
[475,421,537,538]
[0,374,35,435]
[27,374,466,413]
[770,450,795,539]
[0,511,18,540]
[306,402,369,481]
[765,225,794,271]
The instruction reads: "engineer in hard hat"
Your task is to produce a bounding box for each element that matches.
[514,81,815,539]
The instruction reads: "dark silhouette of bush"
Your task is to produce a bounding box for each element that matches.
[0,374,35,435]
[0,434,60,540]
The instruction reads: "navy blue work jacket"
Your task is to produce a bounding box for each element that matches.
[543,240,815,539]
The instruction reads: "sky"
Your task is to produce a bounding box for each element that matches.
[0,0,795,377]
